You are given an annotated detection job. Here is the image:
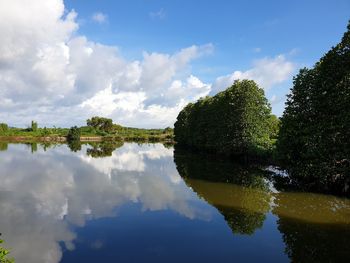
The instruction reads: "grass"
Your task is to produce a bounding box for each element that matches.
[0,126,174,142]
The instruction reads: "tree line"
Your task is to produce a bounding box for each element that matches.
[174,21,350,195]
[0,116,174,142]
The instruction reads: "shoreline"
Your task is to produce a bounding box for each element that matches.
[0,136,174,143]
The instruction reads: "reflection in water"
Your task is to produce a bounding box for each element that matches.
[174,147,350,261]
[67,140,81,152]
[174,147,271,235]
[274,192,350,263]
[86,141,124,158]
[0,143,205,263]
[0,141,8,151]
[0,143,349,263]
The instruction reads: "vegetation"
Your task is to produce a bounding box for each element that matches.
[0,119,174,143]
[31,121,38,132]
[0,123,8,132]
[277,22,350,195]
[87,116,113,133]
[67,126,81,142]
[87,141,124,157]
[174,79,278,160]
[0,236,14,263]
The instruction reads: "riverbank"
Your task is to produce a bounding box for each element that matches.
[0,135,174,143]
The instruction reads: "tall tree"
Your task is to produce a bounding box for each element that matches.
[31,120,38,132]
[277,21,350,194]
[174,79,277,159]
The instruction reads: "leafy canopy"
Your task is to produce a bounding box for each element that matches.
[277,21,350,195]
[174,79,278,159]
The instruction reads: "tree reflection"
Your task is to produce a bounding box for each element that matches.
[273,192,350,262]
[86,141,124,158]
[217,206,267,235]
[0,142,8,151]
[174,147,272,235]
[67,140,82,152]
[31,142,38,153]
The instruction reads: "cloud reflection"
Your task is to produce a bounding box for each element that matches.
[0,143,207,263]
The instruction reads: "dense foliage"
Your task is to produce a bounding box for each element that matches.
[0,123,8,132]
[174,79,277,159]
[277,22,350,195]
[86,116,113,133]
[67,126,81,142]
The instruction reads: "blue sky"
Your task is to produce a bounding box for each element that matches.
[0,0,349,127]
[66,0,350,116]
[65,0,349,68]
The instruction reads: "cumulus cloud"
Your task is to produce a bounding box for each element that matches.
[0,0,294,128]
[0,0,213,128]
[92,12,108,24]
[211,55,295,95]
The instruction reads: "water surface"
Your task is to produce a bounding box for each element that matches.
[0,142,349,263]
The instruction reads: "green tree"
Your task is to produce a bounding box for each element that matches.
[86,116,113,133]
[67,126,81,142]
[0,123,8,132]
[174,79,277,159]
[31,121,38,132]
[277,21,350,195]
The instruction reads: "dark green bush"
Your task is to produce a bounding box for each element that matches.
[67,126,81,142]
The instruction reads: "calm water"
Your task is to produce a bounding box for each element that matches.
[0,142,349,263]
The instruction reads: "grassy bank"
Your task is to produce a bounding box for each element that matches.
[0,130,174,143]
[0,121,174,143]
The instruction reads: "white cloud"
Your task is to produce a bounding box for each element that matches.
[0,0,294,128]
[149,8,166,19]
[0,0,213,128]
[211,55,295,95]
[92,12,108,24]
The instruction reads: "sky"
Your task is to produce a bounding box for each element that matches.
[0,0,349,128]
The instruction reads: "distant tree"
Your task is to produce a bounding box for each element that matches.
[174,79,277,159]
[277,21,350,194]
[67,126,81,142]
[86,116,113,133]
[31,120,38,132]
[112,123,123,132]
[163,127,173,134]
[0,123,8,132]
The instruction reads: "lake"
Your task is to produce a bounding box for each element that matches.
[0,142,349,263]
